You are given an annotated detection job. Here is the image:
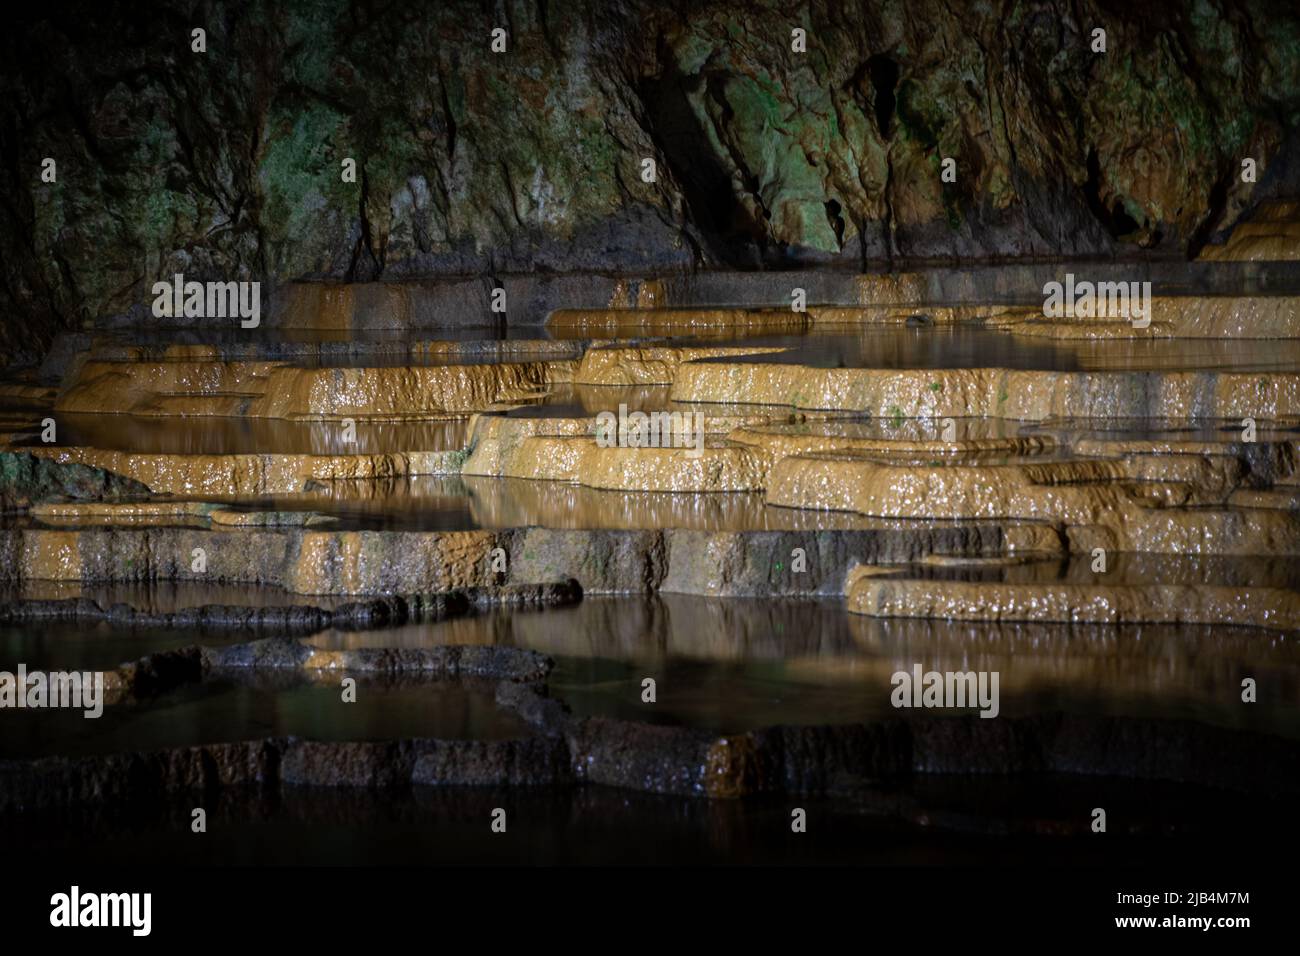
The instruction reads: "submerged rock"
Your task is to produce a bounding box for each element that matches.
[5,692,1294,809]
[202,640,553,682]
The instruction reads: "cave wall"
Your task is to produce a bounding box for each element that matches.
[2,0,1299,364]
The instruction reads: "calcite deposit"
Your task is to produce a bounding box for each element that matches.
[574,345,787,386]
[4,321,1298,610]
[671,362,1300,420]
[1199,202,1300,262]
[18,445,464,496]
[56,358,569,419]
[845,569,1300,632]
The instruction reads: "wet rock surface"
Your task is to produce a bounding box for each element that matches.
[2,323,1298,620]
[846,572,1300,631]
[202,638,553,682]
[0,451,149,510]
[6,0,1300,363]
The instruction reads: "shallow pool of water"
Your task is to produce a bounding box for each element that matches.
[309,595,1300,737]
[0,675,528,758]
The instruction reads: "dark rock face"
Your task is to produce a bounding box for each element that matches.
[3,0,1298,362]
[0,741,283,810]
[5,705,1295,810]
[411,737,572,787]
[0,451,149,510]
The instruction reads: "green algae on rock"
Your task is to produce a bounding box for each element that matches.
[0,451,149,511]
[6,0,1300,361]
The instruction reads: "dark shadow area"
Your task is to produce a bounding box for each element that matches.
[867,53,899,136]
[1084,146,1141,240]
[639,46,766,268]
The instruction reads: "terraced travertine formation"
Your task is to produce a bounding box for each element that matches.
[1,262,1299,844]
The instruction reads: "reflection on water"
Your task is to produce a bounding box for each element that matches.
[653,326,1300,372]
[21,413,468,455]
[311,595,1300,737]
[0,621,244,672]
[83,326,574,351]
[0,581,360,618]
[8,778,1282,865]
[0,676,528,758]
[6,587,1293,756]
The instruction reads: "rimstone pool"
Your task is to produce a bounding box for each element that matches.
[2,269,1298,868]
